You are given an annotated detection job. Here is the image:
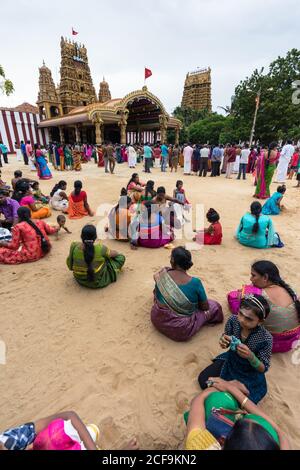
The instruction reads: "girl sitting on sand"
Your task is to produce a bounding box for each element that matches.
[50,181,69,213]
[262,185,286,216]
[126,173,145,203]
[198,294,273,404]
[140,180,156,203]
[67,225,125,289]
[194,208,223,245]
[31,181,49,205]
[185,378,289,450]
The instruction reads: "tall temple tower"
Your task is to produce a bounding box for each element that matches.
[181,68,212,112]
[37,62,63,120]
[99,77,111,103]
[59,37,97,114]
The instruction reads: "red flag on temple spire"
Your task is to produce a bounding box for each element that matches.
[145,68,152,80]
[72,28,79,36]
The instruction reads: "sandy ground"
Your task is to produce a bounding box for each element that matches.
[0,158,300,450]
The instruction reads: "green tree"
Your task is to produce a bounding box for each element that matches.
[0,65,14,96]
[188,113,226,143]
[231,49,300,143]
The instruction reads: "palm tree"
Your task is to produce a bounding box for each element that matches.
[217,105,232,115]
[0,65,14,96]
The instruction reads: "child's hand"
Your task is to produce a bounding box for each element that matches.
[220,334,231,349]
[237,344,252,360]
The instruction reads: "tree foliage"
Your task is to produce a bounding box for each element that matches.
[0,65,14,96]
[172,49,300,145]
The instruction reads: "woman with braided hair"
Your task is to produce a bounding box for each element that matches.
[228,261,300,353]
[0,207,59,264]
[236,201,283,248]
[67,225,126,289]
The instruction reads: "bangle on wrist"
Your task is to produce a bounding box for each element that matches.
[241,397,249,409]
[249,354,260,369]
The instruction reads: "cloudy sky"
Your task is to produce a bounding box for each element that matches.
[1,0,298,113]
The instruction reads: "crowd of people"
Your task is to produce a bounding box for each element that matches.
[0,136,299,451]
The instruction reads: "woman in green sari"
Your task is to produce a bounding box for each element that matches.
[254,142,279,199]
[67,225,125,289]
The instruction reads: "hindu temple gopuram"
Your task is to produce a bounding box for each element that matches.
[181,68,212,112]
[37,37,182,144]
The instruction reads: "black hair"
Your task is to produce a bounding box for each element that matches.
[207,208,220,223]
[81,225,97,282]
[277,185,286,194]
[252,260,300,322]
[266,142,277,168]
[57,215,66,223]
[50,180,67,197]
[126,173,139,190]
[14,182,30,202]
[240,294,270,321]
[250,202,262,233]
[157,186,166,195]
[120,188,128,197]
[176,180,183,189]
[17,207,50,254]
[145,180,156,198]
[171,246,193,271]
[74,180,82,196]
[115,196,132,213]
[31,182,39,189]
[223,420,280,451]
[287,139,293,145]
[14,170,22,178]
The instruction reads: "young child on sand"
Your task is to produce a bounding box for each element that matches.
[198,294,273,404]
[31,181,49,205]
[193,208,223,245]
[56,215,72,239]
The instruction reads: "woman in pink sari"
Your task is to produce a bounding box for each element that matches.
[121,145,128,163]
[254,143,279,199]
[227,261,300,353]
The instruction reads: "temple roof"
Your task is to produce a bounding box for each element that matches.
[38,88,182,129]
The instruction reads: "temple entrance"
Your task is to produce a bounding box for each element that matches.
[125,97,163,144]
[105,126,120,144]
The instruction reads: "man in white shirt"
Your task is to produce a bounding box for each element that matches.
[276,140,295,183]
[199,145,210,177]
[237,144,251,180]
[128,144,137,168]
[183,143,193,174]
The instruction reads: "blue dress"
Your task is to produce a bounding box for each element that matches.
[262,192,282,215]
[216,316,273,404]
[236,212,276,248]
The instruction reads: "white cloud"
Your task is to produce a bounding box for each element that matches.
[1,0,299,113]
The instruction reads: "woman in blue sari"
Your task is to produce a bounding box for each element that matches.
[262,185,286,215]
[34,144,52,180]
[236,202,282,249]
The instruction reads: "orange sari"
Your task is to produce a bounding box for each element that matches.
[68,193,89,220]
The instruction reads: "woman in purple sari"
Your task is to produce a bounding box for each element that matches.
[151,247,223,341]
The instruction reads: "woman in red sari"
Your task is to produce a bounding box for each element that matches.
[0,207,58,264]
[97,145,104,167]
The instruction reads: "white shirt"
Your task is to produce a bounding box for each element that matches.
[280,144,295,161]
[200,147,210,158]
[240,149,251,164]
[183,146,193,160]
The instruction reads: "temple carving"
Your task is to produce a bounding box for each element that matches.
[37,38,182,144]
[181,68,212,112]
